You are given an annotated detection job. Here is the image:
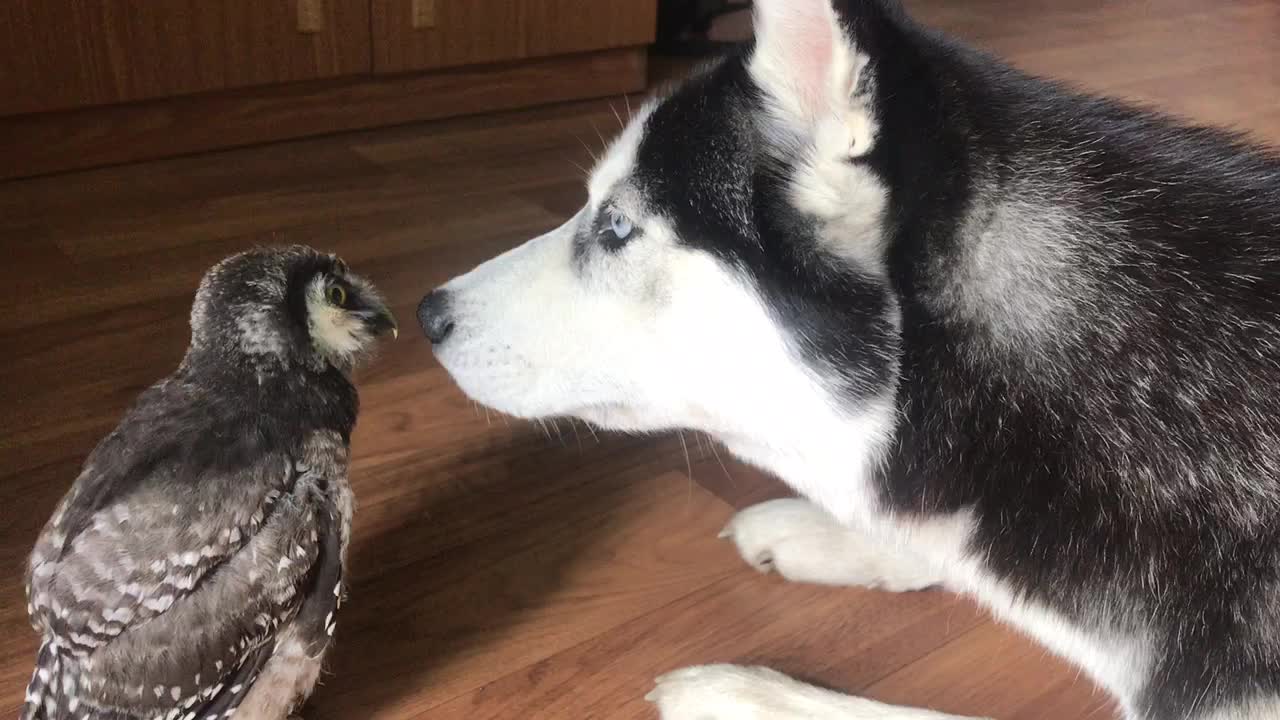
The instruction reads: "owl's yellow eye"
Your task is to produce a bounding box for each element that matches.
[327,285,347,306]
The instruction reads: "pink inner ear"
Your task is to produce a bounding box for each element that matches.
[754,0,840,117]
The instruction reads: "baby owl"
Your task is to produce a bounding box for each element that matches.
[22,246,397,720]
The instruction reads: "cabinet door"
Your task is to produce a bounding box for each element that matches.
[0,1,372,117]
[372,0,657,74]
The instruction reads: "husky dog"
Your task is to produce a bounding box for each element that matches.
[418,0,1280,717]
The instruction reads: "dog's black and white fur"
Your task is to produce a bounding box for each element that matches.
[418,1,1280,718]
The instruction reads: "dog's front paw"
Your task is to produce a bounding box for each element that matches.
[645,664,820,720]
[719,499,842,574]
[645,664,986,720]
[719,499,942,591]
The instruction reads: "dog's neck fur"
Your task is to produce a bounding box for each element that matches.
[715,393,899,528]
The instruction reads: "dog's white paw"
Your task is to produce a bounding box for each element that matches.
[645,664,839,720]
[719,499,941,591]
[645,664,985,720]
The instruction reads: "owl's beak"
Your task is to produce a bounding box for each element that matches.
[363,305,399,340]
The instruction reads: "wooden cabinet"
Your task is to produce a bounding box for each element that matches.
[0,1,372,117]
[0,1,657,179]
[372,0,658,73]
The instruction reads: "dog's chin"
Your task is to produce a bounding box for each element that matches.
[572,404,648,431]
[432,356,540,419]
[435,355,678,433]
[470,400,673,435]
[445,376,644,431]
[571,404,700,436]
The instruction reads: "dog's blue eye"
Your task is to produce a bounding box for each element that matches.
[608,210,633,241]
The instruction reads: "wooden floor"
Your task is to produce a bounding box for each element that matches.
[2,1,1277,718]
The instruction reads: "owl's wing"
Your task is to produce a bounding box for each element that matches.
[23,430,349,720]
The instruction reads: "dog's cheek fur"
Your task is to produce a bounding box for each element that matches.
[633,56,902,408]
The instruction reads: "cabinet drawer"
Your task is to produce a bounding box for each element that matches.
[0,0,372,116]
[373,0,657,73]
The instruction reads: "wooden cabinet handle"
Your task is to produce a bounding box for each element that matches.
[297,0,325,33]
[412,0,437,29]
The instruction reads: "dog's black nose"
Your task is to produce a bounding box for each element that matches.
[417,289,455,345]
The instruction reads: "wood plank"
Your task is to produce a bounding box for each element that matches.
[0,0,372,116]
[866,618,1121,719]
[416,578,989,719]
[372,0,657,73]
[314,469,742,716]
[0,47,647,181]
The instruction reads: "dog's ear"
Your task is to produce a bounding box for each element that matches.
[749,0,879,158]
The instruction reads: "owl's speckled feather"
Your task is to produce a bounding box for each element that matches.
[22,246,393,720]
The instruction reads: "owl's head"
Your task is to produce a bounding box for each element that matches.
[189,246,397,372]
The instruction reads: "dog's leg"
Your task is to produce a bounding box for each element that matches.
[720,499,945,591]
[647,664,987,719]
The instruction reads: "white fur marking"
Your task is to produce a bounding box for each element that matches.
[647,664,981,719]
[722,499,943,591]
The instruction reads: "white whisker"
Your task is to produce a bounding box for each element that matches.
[589,120,607,155]
[692,432,708,459]
[575,135,600,164]
[706,434,737,488]
[550,418,567,447]
[677,431,694,510]
[568,418,585,451]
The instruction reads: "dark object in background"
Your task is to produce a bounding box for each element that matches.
[655,0,752,55]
